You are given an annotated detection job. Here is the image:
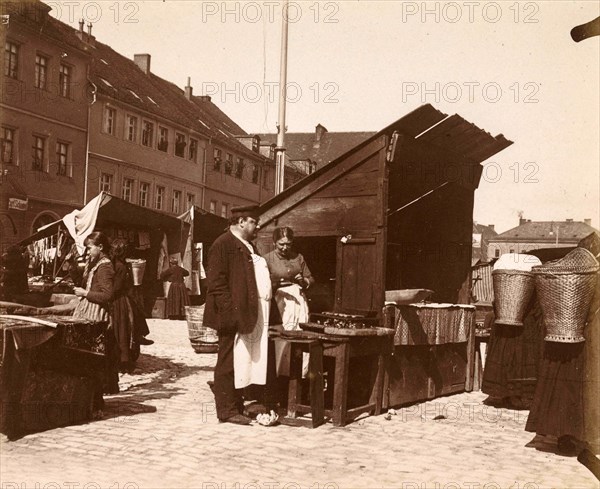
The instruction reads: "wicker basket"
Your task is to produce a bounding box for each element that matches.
[492,269,536,326]
[190,338,219,354]
[185,305,218,352]
[532,248,599,343]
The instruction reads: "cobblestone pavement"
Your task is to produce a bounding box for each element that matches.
[1,319,598,489]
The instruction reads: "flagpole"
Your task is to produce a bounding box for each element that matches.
[274,0,289,195]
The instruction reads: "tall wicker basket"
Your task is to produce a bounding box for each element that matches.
[532,248,599,343]
[492,269,536,326]
[184,305,218,353]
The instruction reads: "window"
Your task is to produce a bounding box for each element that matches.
[122,178,134,202]
[56,142,69,176]
[235,158,245,179]
[509,248,515,254]
[221,202,229,218]
[1,127,15,164]
[172,190,182,214]
[224,153,233,175]
[189,138,198,162]
[59,64,72,98]
[158,127,168,152]
[139,182,150,207]
[187,193,195,209]
[494,249,500,258]
[100,173,113,193]
[4,42,19,79]
[209,200,217,214]
[103,106,116,135]
[32,135,45,171]
[126,115,138,142]
[263,168,270,188]
[35,54,48,89]
[175,133,186,157]
[142,121,154,148]
[213,148,222,171]
[155,186,165,210]
[252,163,259,184]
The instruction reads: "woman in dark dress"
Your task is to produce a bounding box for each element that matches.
[481,295,544,409]
[109,239,139,374]
[72,232,117,410]
[525,239,600,454]
[160,257,190,319]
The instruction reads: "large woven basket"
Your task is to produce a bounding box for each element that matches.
[492,269,536,326]
[532,248,599,343]
[185,305,218,352]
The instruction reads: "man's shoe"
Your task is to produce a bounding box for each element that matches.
[138,337,154,346]
[220,414,252,425]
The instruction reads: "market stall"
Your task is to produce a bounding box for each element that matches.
[18,192,188,314]
[178,205,228,300]
[0,314,107,438]
[256,104,513,409]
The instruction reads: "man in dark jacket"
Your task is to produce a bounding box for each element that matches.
[204,205,261,425]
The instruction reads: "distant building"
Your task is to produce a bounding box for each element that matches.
[472,222,498,263]
[488,217,599,257]
[257,124,376,188]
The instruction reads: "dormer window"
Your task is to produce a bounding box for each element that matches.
[128,89,141,101]
[99,77,113,88]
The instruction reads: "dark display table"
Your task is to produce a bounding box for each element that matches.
[269,327,394,427]
[0,315,107,438]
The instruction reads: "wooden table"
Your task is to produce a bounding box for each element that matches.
[270,327,394,427]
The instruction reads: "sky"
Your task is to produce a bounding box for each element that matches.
[49,0,600,233]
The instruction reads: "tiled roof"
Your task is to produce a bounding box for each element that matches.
[27,2,267,162]
[257,130,376,169]
[491,220,599,242]
[88,42,264,161]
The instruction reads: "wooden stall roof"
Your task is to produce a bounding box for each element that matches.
[258,104,512,221]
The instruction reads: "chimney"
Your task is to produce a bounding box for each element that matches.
[519,217,526,225]
[133,54,151,75]
[76,18,84,41]
[185,77,193,100]
[488,224,495,232]
[315,124,328,143]
[199,95,211,102]
[584,218,592,226]
[566,218,573,222]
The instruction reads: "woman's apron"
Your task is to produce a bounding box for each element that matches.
[274,283,310,376]
[233,253,272,389]
[72,257,112,322]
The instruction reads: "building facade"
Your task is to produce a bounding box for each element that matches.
[1,1,275,252]
[488,217,599,257]
[1,1,90,250]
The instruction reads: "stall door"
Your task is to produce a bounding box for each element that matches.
[335,237,382,314]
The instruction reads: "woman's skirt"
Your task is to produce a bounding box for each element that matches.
[166,282,190,317]
[482,301,544,405]
[525,342,585,439]
[111,295,134,364]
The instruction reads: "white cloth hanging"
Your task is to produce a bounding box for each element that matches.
[233,252,272,389]
[273,284,310,377]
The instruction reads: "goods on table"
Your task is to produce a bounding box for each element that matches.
[311,311,378,330]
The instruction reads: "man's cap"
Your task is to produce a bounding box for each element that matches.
[231,205,260,220]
